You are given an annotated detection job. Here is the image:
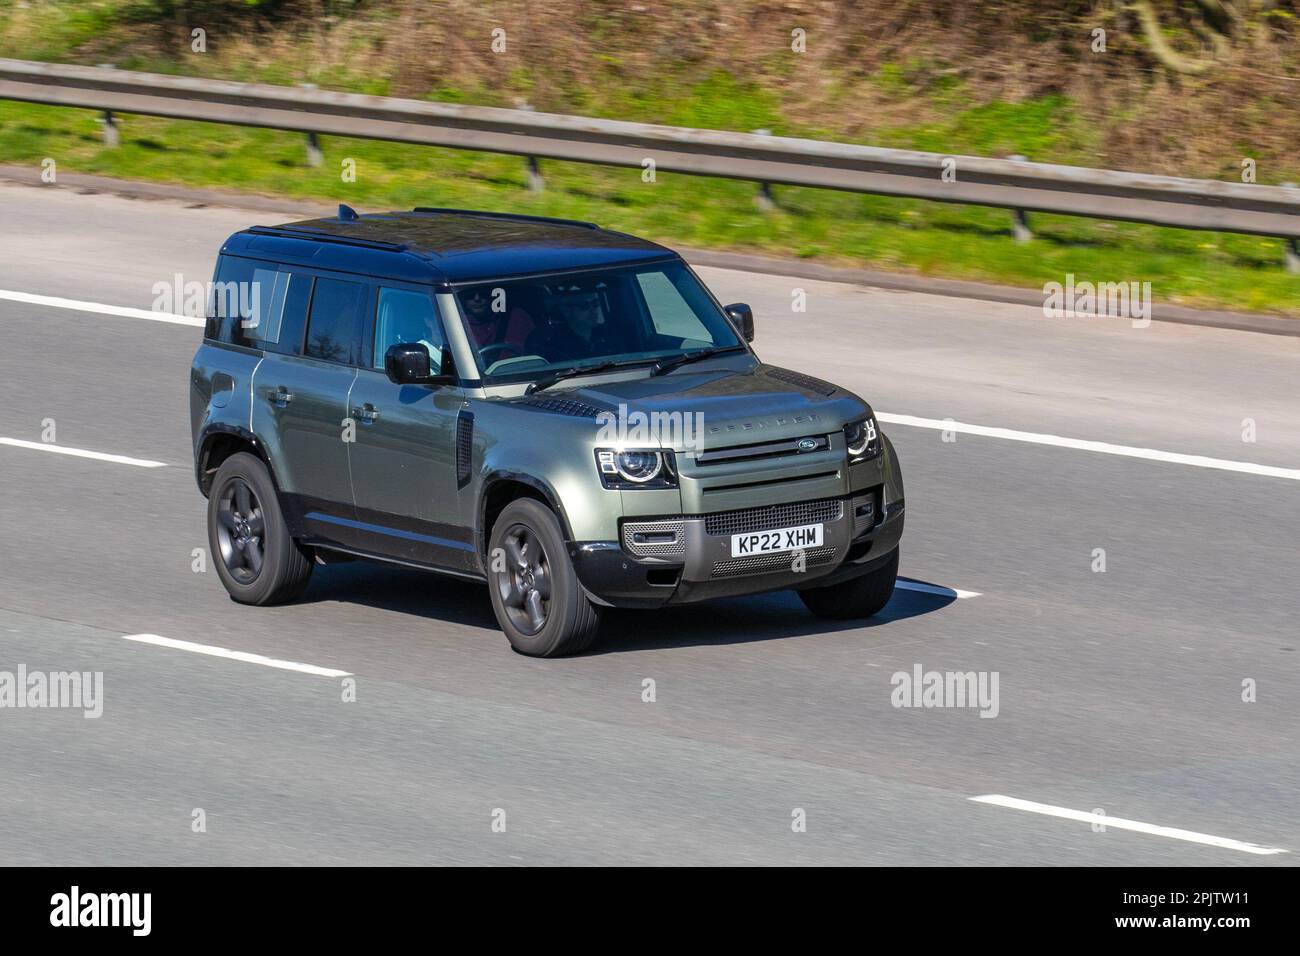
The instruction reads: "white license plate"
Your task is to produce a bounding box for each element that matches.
[730,523,823,557]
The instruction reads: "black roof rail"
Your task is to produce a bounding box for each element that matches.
[247,225,409,253]
[410,207,600,230]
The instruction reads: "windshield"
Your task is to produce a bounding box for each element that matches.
[453,261,744,382]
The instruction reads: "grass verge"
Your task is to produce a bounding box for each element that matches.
[2,100,1297,315]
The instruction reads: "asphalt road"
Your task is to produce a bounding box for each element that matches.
[0,181,1297,865]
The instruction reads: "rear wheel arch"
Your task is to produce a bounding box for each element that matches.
[197,426,280,498]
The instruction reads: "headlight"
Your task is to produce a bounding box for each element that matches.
[844,416,881,461]
[595,449,677,489]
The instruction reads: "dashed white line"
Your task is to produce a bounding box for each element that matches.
[9,287,1298,483]
[878,413,1300,482]
[896,579,981,599]
[0,437,167,468]
[970,794,1288,856]
[121,633,352,678]
[0,288,201,326]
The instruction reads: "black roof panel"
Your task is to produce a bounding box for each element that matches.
[229,209,676,284]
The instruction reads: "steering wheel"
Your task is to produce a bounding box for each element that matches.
[478,343,520,366]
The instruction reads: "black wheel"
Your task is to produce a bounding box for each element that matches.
[208,452,314,605]
[797,548,899,620]
[487,498,602,657]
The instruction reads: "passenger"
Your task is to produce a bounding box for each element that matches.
[462,286,533,360]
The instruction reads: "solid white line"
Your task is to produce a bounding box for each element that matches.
[121,633,352,678]
[969,794,1288,856]
[0,288,201,327]
[896,579,981,599]
[0,437,167,468]
[878,412,1300,482]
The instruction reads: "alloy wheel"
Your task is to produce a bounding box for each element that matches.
[495,523,552,635]
[215,477,266,584]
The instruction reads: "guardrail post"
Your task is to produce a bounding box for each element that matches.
[298,84,323,166]
[525,156,544,193]
[1008,155,1032,242]
[305,132,323,167]
[1283,184,1300,275]
[753,130,776,211]
[94,64,120,148]
[515,104,543,193]
[100,110,120,148]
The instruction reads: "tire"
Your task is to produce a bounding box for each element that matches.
[797,548,899,620]
[487,498,602,657]
[207,452,314,606]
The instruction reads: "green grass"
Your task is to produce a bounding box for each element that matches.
[3,99,1297,315]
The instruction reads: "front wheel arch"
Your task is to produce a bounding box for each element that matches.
[476,471,575,568]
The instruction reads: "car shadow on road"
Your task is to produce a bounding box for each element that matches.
[302,562,500,629]
[594,584,956,654]
[299,562,957,652]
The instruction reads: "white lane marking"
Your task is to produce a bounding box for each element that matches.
[0,437,167,468]
[9,287,1298,482]
[121,634,352,678]
[0,288,201,327]
[878,412,1300,482]
[970,794,1288,856]
[896,579,981,599]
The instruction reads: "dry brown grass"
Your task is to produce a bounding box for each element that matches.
[8,0,1300,177]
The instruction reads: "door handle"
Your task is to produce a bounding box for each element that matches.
[267,386,294,407]
[352,403,380,423]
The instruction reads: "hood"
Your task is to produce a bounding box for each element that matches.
[513,362,870,451]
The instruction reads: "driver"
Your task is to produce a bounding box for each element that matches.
[462,286,534,362]
[536,287,607,361]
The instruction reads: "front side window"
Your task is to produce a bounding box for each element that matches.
[453,261,744,382]
[304,277,365,365]
[373,287,445,372]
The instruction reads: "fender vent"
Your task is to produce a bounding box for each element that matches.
[764,366,837,397]
[456,410,474,487]
[515,397,604,419]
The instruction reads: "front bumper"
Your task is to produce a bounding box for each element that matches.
[569,489,904,608]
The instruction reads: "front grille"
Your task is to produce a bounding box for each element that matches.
[712,545,838,579]
[621,519,686,558]
[694,434,830,467]
[703,498,843,537]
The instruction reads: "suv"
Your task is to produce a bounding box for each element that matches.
[191,206,904,656]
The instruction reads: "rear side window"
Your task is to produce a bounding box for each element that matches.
[206,255,256,343]
[205,256,308,354]
[305,277,365,365]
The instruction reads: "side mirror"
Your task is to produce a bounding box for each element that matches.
[384,342,447,384]
[724,303,754,343]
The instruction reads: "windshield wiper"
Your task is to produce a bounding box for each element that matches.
[526,358,660,395]
[650,346,744,377]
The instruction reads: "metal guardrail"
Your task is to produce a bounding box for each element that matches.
[2,57,1299,267]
